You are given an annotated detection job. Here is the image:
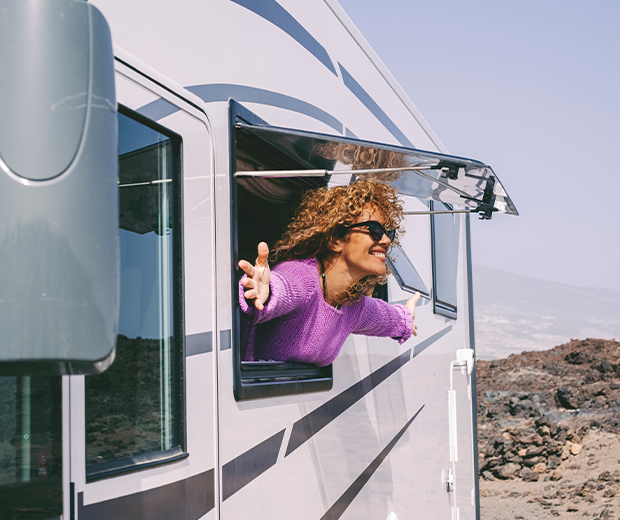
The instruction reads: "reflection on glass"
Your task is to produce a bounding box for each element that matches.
[236,123,519,216]
[387,244,430,297]
[0,376,62,517]
[431,201,459,318]
[85,111,179,473]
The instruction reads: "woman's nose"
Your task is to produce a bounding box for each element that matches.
[379,233,391,246]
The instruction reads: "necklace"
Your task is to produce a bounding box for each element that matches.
[320,262,328,301]
[320,261,340,309]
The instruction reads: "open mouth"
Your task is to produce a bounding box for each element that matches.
[370,251,386,258]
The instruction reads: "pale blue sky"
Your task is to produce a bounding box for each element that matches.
[338,0,620,290]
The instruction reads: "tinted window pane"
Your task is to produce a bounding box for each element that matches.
[85,110,180,473]
[431,201,459,318]
[0,376,62,518]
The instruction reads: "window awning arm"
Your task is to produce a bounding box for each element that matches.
[236,164,476,202]
[235,165,435,178]
[403,206,497,220]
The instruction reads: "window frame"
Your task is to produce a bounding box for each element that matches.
[229,100,333,401]
[84,104,187,481]
[430,200,459,319]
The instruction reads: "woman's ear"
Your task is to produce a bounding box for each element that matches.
[328,238,343,253]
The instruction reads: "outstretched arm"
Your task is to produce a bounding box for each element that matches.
[238,242,271,311]
[352,291,420,342]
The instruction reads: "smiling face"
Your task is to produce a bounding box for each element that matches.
[333,205,392,282]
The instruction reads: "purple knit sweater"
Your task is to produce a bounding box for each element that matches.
[239,257,413,366]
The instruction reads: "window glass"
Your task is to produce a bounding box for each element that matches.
[84,109,182,476]
[431,201,460,318]
[0,376,62,517]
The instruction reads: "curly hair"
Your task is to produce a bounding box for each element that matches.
[270,180,404,305]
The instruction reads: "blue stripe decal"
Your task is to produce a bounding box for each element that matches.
[229,0,337,76]
[338,63,413,148]
[137,84,343,133]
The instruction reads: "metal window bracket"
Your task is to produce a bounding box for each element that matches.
[235,165,498,219]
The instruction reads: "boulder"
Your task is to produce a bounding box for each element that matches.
[570,443,582,456]
[547,455,561,470]
[556,386,582,409]
[533,462,547,473]
[519,467,539,482]
[495,463,521,480]
[525,446,545,457]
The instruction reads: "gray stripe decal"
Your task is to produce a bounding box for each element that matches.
[185,330,232,356]
[338,63,414,148]
[137,84,343,133]
[285,348,412,457]
[77,469,214,519]
[319,406,424,520]
[230,0,337,75]
[186,331,212,356]
[220,328,232,351]
[285,326,450,457]
[137,97,179,122]
[187,84,342,132]
[222,429,286,501]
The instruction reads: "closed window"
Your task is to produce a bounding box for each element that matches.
[0,376,62,517]
[430,201,460,318]
[84,107,184,479]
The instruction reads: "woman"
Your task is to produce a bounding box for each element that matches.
[238,180,419,366]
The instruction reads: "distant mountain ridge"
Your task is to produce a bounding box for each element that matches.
[473,265,620,360]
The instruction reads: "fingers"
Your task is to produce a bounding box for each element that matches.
[256,242,269,266]
[406,292,420,335]
[238,259,254,277]
[242,289,264,311]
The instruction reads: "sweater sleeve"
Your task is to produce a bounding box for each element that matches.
[239,261,316,324]
[351,296,414,344]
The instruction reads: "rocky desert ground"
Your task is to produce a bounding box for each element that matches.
[477,338,620,519]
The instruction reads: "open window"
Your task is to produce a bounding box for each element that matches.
[230,100,518,400]
[231,101,333,400]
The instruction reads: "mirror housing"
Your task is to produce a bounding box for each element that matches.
[0,0,118,375]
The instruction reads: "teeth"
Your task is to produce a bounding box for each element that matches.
[372,252,385,257]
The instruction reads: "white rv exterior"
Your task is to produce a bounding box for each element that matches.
[0,1,506,519]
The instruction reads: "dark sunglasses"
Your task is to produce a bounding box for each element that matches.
[342,221,396,242]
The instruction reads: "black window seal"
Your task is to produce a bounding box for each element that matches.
[229,99,333,401]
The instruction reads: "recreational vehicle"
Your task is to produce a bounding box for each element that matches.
[0,0,518,519]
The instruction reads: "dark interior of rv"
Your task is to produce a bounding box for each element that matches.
[232,118,335,399]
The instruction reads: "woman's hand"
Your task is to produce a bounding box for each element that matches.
[406,292,420,337]
[238,242,271,311]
